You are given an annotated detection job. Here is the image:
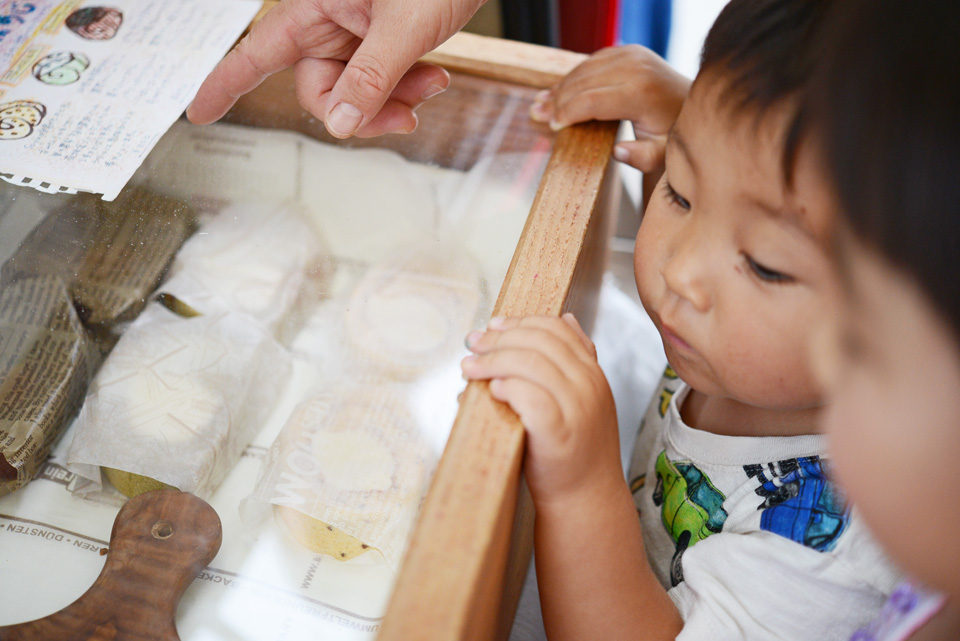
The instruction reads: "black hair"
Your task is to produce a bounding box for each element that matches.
[699,0,829,116]
[808,0,960,333]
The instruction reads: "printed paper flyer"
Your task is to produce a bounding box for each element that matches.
[0,0,260,199]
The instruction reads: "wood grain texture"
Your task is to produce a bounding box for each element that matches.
[421,32,588,89]
[378,120,619,641]
[0,490,222,641]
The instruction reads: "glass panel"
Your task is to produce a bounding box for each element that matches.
[0,70,554,638]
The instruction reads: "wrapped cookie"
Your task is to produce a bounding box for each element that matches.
[66,278,292,500]
[0,276,99,496]
[2,188,195,340]
[244,384,434,566]
[163,201,329,340]
[342,243,484,379]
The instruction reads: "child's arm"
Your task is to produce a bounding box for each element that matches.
[461,314,683,640]
[530,45,690,174]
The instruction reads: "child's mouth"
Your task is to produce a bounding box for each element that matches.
[660,324,694,353]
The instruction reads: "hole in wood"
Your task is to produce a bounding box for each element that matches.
[151,520,174,539]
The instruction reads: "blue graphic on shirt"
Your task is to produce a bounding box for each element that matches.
[744,456,849,552]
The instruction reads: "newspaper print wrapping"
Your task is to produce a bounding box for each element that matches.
[0,276,100,496]
[65,202,327,499]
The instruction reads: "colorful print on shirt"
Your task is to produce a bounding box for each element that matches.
[744,456,850,552]
[651,451,728,585]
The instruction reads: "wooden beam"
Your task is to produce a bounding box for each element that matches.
[378,120,619,641]
[422,32,587,89]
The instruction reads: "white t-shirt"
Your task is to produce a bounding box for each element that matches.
[628,369,903,640]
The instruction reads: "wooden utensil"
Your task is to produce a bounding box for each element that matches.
[0,489,222,640]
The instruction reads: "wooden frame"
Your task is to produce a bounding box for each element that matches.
[379,35,619,641]
[234,15,621,639]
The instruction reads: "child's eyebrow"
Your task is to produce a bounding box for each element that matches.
[666,125,698,178]
[771,201,823,244]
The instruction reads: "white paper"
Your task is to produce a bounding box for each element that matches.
[0,0,261,200]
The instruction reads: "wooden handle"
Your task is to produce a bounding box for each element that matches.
[0,489,222,641]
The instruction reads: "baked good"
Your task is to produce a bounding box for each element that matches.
[265,385,431,562]
[344,245,483,378]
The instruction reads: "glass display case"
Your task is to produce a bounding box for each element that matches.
[0,29,619,641]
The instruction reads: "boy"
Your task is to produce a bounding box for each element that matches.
[461,1,901,639]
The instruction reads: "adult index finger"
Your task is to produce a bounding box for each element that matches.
[187,3,311,124]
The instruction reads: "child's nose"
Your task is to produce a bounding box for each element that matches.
[662,234,712,312]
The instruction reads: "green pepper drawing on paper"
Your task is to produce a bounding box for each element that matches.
[32,51,90,85]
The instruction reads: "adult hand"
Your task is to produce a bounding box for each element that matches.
[529,45,690,173]
[187,0,485,138]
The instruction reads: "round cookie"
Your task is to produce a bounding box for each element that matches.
[103,467,175,498]
[0,100,47,140]
[344,245,484,378]
[269,385,430,561]
[274,505,376,560]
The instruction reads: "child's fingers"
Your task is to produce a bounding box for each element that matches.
[487,376,563,433]
[559,312,594,351]
[467,316,597,365]
[530,89,556,123]
[612,135,667,174]
[461,341,570,393]
[549,86,619,130]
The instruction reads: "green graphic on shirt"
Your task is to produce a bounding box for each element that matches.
[652,451,728,584]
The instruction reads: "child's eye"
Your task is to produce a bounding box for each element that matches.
[662,181,691,210]
[745,254,792,284]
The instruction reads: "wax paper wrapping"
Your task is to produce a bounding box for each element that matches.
[243,384,435,567]
[66,286,292,500]
[290,242,486,383]
[164,201,329,339]
[1,187,196,335]
[0,275,100,497]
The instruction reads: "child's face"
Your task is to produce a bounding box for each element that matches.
[795,143,960,597]
[634,72,833,413]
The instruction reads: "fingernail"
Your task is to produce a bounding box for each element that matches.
[420,83,446,101]
[534,89,552,104]
[613,144,630,162]
[549,119,566,132]
[529,101,549,121]
[488,316,505,328]
[327,102,363,137]
[464,330,483,349]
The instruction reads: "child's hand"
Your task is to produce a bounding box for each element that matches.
[461,314,623,507]
[530,45,690,173]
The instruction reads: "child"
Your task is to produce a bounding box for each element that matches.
[462,1,901,639]
[794,1,960,638]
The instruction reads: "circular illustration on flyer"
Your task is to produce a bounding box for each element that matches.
[66,6,123,40]
[0,100,47,140]
[32,51,91,85]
